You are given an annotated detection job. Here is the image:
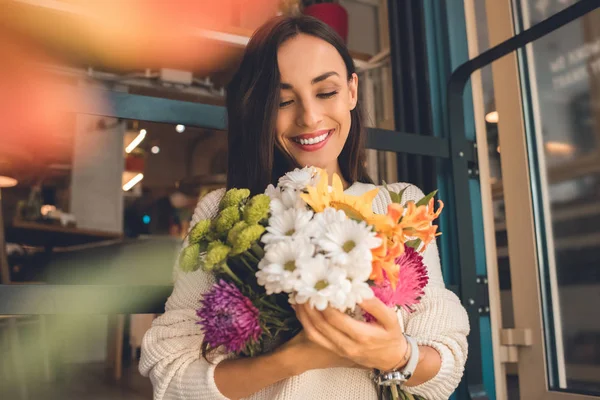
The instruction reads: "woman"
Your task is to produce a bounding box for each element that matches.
[140,16,469,400]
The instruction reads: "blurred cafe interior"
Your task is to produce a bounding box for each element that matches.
[1,1,600,400]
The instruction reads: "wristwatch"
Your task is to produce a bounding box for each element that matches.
[376,334,419,386]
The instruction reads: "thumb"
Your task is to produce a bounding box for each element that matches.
[359,297,398,330]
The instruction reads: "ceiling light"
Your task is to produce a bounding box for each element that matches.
[545,141,575,155]
[0,175,18,188]
[176,124,185,133]
[126,129,147,153]
[123,173,144,191]
[485,111,499,124]
[151,146,160,154]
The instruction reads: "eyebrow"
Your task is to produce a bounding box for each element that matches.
[280,71,340,90]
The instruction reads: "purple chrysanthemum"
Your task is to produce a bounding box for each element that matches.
[196,280,262,353]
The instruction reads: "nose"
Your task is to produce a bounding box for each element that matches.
[296,99,322,129]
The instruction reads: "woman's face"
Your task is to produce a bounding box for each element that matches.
[275,33,358,174]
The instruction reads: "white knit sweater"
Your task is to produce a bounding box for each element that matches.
[140,182,469,400]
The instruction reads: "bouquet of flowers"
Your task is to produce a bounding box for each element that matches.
[179,167,443,399]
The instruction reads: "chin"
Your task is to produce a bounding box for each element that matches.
[293,155,330,169]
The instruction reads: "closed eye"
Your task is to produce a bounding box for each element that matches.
[279,99,294,108]
[317,91,338,99]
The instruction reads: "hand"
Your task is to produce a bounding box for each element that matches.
[276,329,359,375]
[294,297,408,371]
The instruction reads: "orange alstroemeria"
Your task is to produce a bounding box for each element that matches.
[396,199,444,248]
[370,198,443,288]
[370,233,403,287]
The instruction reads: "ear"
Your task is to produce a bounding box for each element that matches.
[348,73,358,111]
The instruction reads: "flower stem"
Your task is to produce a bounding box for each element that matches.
[244,251,260,265]
[251,243,265,258]
[391,385,400,400]
[220,263,243,286]
[258,298,289,314]
[239,255,257,274]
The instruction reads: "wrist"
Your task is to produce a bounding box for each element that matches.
[381,333,410,372]
[271,344,303,377]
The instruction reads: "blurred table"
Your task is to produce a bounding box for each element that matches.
[6,220,122,249]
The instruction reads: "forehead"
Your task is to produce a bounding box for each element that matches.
[277,33,347,82]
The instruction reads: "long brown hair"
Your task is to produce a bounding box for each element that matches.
[226,15,372,195]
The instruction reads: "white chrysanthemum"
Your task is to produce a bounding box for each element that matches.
[265,184,286,214]
[265,184,307,214]
[294,255,352,311]
[343,257,374,281]
[261,207,315,245]
[265,184,282,201]
[311,207,347,233]
[280,188,307,209]
[278,167,319,190]
[316,219,381,266]
[343,280,374,309]
[256,238,315,295]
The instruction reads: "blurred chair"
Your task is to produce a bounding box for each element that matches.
[129,314,156,362]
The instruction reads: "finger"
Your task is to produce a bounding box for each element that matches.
[303,305,356,353]
[320,307,380,341]
[359,297,399,330]
[295,304,337,351]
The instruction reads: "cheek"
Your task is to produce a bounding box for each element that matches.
[331,102,352,137]
[275,111,289,145]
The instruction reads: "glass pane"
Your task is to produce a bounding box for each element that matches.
[514,1,600,394]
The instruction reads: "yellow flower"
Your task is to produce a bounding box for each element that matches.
[300,169,389,230]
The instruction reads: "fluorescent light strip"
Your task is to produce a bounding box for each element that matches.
[126,129,146,153]
[195,29,250,46]
[123,173,144,191]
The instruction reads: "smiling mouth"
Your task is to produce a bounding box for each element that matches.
[291,130,333,146]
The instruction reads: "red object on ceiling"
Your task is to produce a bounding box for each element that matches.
[303,3,348,44]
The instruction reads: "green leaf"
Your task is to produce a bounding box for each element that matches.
[396,186,409,204]
[383,181,406,204]
[415,189,438,207]
[405,238,422,250]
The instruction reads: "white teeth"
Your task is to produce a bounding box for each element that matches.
[297,132,329,146]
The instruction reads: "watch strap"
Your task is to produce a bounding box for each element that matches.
[399,334,419,379]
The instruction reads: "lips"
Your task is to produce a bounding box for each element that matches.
[291,129,333,152]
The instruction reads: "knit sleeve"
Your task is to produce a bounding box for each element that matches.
[377,183,470,400]
[139,188,234,400]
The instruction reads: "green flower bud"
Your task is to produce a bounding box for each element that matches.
[179,243,200,272]
[219,188,250,210]
[204,241,231,271]
[188,219,211,245]
[231,224,265,255]
[243,194,271,225]
[227,221,248,246]
[214,206,241,235]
